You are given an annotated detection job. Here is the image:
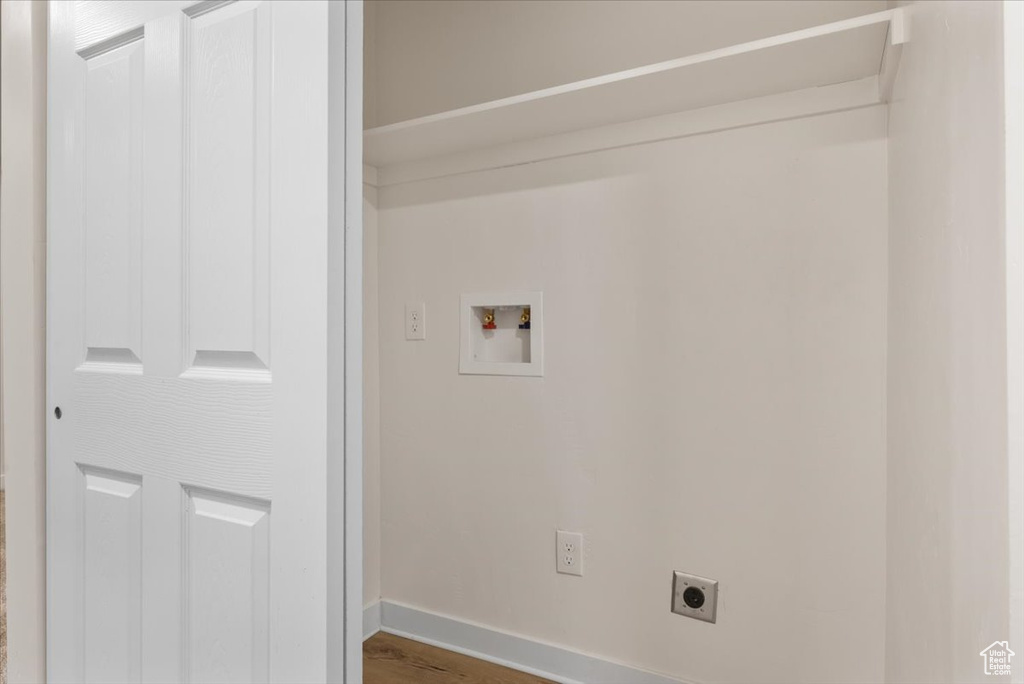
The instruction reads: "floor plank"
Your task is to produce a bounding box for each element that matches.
[364,632,555,684]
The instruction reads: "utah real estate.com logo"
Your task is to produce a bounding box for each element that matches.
[980,641,1014,676]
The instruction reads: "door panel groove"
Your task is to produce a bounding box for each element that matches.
[77,25,144,60]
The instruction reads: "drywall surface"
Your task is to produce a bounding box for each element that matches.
[0,1,48,681]
[365,0,887,127]
[364,183,382,607]
[376,106,888,683]
[886,2,1009,682]
[1006,1,1024,676]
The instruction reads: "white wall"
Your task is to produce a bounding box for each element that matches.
[1005,2,1024,676]
[364,180,381,608]
[0,1,48,681]
[886,1,1011,681]
[365,0,885,127]
[375,106,889,683]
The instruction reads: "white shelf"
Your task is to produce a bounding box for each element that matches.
[364,9,904,169]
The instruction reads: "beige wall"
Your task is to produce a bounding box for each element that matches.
[886,2,1011,681]
[375,106,889,682]
[364,0,885,128]
[0,1,48,681]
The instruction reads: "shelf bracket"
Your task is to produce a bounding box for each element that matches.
[879,8,908,103]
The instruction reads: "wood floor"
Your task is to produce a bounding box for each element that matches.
[364,632,554,684]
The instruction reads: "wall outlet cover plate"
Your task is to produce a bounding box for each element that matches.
[556,530,583,576]
[672,571,718,623]
[405,302,426,340]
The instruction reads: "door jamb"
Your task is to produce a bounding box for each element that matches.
[342,1,365,682]
[328,0,364,681]
[0,1,48,682]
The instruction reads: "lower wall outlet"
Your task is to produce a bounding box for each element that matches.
[405,302,426,340]
[556,530,583,576]
[671,570,718,623]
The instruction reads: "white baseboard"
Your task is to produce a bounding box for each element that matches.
[363,602,382,641]
[367,600,686,684]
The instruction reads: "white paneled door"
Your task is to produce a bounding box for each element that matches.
[47,1,361,682]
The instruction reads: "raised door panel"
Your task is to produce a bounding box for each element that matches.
[81,469,142,684]
[185,489,270,684]
[184,1,271,377]
[81,36,144,369]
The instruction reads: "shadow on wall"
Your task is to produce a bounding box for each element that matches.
[378,108,886,210]
[375,107,888,682]
[2,490,7,684]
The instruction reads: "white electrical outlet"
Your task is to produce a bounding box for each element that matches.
[405,303,426,340]
[556,530,583,576]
